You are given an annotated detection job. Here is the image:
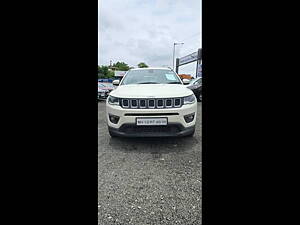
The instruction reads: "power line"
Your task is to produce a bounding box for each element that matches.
[177,33,201,56]
[181,32,201,42]
[179,45,200,57]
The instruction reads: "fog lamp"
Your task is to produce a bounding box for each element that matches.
[184,113,195,123]
[109,114,120,124]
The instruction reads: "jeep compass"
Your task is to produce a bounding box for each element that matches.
[106,67,197,137]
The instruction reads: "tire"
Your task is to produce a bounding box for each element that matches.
[198,94,202,102]
[109,130,117,138]
[186,128,195,137]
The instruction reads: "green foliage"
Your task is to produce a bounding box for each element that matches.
[98,65,114,79]
[111,61,130,71]
[98,61,132,78]
[137,62,148,68]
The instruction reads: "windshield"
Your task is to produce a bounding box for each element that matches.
[121,69,182,85]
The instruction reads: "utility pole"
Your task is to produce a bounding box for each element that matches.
[196,48,202,77]
[175,58,179,74]
[173,42,184,70]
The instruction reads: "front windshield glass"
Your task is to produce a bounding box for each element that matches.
[121,69,182,85]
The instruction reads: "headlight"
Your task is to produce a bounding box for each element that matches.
[107,95,120,105]
[183,95,196,105]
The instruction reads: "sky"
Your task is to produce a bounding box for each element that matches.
[98,0,201,77]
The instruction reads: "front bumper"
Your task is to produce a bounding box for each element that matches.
[106,101,197,137]
[98,91,109,100]
[108,123,195,137]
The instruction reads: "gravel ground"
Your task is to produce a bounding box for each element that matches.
[98,101,202,225]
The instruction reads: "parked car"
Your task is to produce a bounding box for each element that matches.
[186,77,202,101]
[101,82,116,91]
[98,83,114,100]
[106,67,197,137]
[98,83,107,100]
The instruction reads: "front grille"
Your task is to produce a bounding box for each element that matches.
[120,98,183,109]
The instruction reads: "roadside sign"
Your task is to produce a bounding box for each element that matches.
[178,51,198,66]
[114,71,127,77]
[176,48,202,77]
[98,78,113,83]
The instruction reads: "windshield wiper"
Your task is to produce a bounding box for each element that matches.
[166,82,181,84]
[137,82,159,84]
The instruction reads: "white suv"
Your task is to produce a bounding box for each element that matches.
[106,67,197,137]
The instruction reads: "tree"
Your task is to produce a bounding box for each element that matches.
[98,61,132,79]
[137,62,148,68]
[111,61,130,71]
[98,65,114,79]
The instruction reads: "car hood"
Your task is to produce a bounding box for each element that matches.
[109,84,193,98]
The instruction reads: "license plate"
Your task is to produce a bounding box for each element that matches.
[136,118,168,126]
[100,93,105,96]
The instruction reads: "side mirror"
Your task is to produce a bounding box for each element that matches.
[182,79,190,85]
[112,80,120,86]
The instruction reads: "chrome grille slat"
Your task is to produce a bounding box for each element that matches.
[174,98,181,108]
[122,99,129,108]
[139,99,146,108]
[148,99,155,109]
[130,99,138,108]
[157,99,164,108]
[165,98,173,108]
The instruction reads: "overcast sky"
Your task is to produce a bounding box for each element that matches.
[98,0,201,77]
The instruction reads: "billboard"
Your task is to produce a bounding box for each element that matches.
[98,78,113,83]
[114,71,127,77]
[178,51,198,66]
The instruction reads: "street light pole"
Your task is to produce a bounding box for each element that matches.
[173,42,184,70]
[173,43,176,70]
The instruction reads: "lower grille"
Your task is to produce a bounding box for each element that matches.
[124,113,179,116]
[119,125,182,134]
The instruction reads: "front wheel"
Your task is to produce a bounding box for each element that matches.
[197,94,202,102]
[185,128,195,137]
[109,130,117,138]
